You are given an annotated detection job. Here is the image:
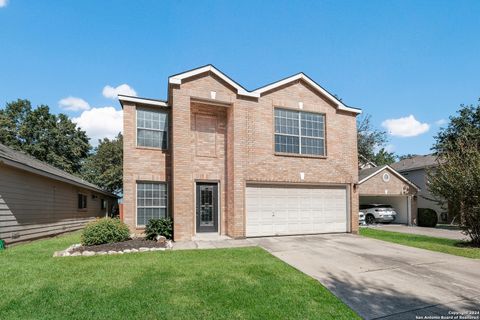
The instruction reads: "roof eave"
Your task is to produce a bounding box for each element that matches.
[118,95,169,108]
[252,73,362,114]
[358,165,420,191]
[168,65,260,98]
[0,158,117,197]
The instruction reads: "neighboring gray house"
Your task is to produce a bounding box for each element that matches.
[0,143,117,245]
[391,155,448,222]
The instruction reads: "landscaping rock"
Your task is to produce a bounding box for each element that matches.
[139,247,149,252]
[71,252,81,257]
[166,240,173,249]
[155,235,166,242]
[123,249,131,254]
[107,250,118,255]
[97,251,107,255]
[53,251,64,257]
[82,251,95,257]
[130,249,138,253]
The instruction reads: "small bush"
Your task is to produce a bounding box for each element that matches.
[418,208,438,228]
[81,218,130,246]
[145,218,173,240]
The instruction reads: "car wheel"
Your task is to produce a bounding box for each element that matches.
[366,214,375,225]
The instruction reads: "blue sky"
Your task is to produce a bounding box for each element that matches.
[1,0,479,154]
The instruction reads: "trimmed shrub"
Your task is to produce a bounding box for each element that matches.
[81,218,130,246]
[145,218,173,240]
[417,208,438,228]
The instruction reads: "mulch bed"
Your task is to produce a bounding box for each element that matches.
[72,239,167,253]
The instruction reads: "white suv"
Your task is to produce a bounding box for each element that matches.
[360,204,397,225]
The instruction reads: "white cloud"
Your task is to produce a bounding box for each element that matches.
[73,107,123,144]
[102,84,137,99]
[435,119,447,126]
[381,115,430,137]
[0,0,8,8]
[58,96,91,111]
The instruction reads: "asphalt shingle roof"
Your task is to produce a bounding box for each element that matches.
[0,143,114,196]
[390,154,438,173]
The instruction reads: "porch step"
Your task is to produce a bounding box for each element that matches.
[192,233,232,241]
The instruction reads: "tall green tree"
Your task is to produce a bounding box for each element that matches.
[372,148,397,166]
[0,99,91,174]
[81,133,123,194]
[357,114,396,165]
[428,102,480,245]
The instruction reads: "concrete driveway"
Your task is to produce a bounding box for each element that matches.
[372,224,468,241]
[250,234,480,319]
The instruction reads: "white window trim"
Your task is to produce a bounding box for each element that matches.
[136,108,169,149]
[135,182,168,228]
[274,108,326,156]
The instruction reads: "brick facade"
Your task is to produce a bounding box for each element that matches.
[358,167,418,224]
[122,68,360,241]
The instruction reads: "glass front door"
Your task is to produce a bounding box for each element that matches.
[196,183,218,233]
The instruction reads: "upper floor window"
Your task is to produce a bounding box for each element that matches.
[137,108,168,149]
[274,108,325,156]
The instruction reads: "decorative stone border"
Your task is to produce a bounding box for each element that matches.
[53,240,173,257]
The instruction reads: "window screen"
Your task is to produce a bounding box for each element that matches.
[274,108,325,155]
[136,182,167,226]
[137,109,168,149]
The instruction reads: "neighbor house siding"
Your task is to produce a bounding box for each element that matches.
[400,169,446,221]
[359,168,416,196]
[358,168,418,225]
[0,164,115,244]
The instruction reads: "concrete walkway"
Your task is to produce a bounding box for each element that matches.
[250,234,480,319]
[172,238,255,250]
[371,224,468,241]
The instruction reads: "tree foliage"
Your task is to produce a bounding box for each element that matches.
[372,148,397,166]
[428,103,480,246]
[357,114,396,165]
[81,133,123,194]
[0,99,91,174]
[398,154,419,161]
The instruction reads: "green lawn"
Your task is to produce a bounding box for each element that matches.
[0,233,358,320]
[360,228,480,259]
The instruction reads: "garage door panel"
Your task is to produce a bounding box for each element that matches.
[246,185,348,237]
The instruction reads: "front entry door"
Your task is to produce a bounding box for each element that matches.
[196,183,218,233]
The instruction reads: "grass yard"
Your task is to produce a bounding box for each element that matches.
[0,232,358,320]
[360,228,480,259]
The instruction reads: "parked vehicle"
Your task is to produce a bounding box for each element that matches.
[359,211,366,224]
[360,204,397,224]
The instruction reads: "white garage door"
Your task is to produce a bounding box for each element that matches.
[246,185,348,237]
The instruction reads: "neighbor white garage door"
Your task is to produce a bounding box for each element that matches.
[246,185,348,237]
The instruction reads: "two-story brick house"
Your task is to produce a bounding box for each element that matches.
[120,65,362,241]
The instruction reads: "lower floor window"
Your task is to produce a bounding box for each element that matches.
[78,194,87,209]
[137,182,167,226]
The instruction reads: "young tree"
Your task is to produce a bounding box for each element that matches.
[0,99,91,174]
[81,133,123,194]
[372,148,397,166]
[357,114,396,165]
[428,103,480,246]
